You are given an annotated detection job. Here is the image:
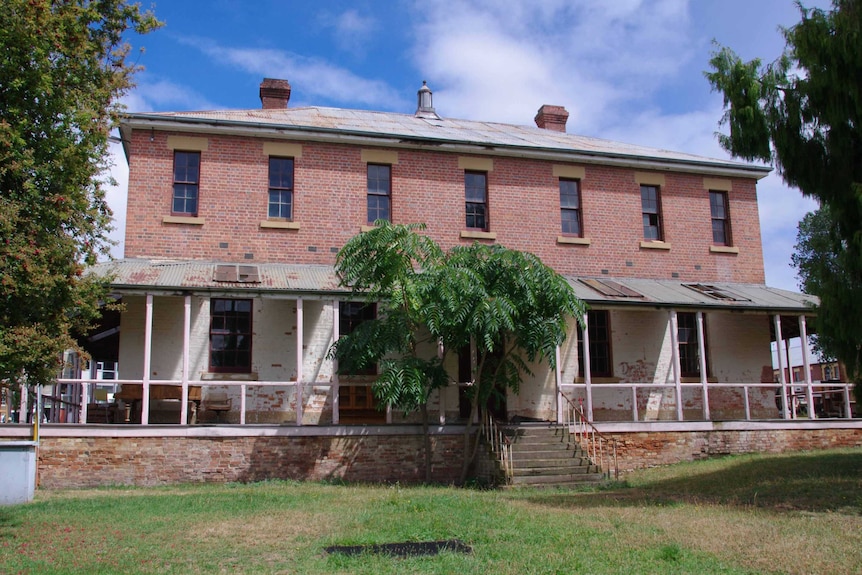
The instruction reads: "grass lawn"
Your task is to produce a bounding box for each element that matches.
[1,448,860,574]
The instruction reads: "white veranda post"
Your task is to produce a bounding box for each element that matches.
[773,315,790,420]
[669,310,683,421]
[141,293,154,425]
[295,298,303,425]
[331,300,340,425]
[582,312,593,421]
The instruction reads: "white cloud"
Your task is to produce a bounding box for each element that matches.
[122,78,218,113]
[181,37,405,109]
[412,0,693,130]
[320,9,379,53]
[103,140,128,260]
[757,173,818,290]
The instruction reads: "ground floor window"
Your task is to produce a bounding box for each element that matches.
[578,310,612,377]
[677,312,708,377]
[337,302,382,422]
[209,299,252,373]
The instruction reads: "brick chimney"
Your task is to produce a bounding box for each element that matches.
[259,78,291,109]
[534,105,569,132]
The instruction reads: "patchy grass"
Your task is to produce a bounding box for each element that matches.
[1,449,860,574]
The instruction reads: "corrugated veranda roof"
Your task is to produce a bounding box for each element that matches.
[91,259,816,313]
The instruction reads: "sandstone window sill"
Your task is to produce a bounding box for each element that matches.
[572,377,621,384]
[338,375,378,384]
[681,377,719,383]
[260,220,300,230]
[640,241,671,250]
[201,372,259,381]
[557,236,591,246]
[460,230,497,240]
[710,245,739,254]
[163,215,205,225]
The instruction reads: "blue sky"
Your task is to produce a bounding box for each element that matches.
[108,0,830,291]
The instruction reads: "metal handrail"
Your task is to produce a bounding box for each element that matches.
[31,377,857,425]
[559,380,856,421]
[481,411,513,484]
[560,394,619,480]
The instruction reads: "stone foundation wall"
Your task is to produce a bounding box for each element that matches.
[607,427,862,475]
[5,424,859,489]
[31,431,465,489]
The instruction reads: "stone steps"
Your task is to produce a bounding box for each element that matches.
[500,423,607,488]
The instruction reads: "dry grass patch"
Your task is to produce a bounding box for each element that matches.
[192,510,334,547]
[3,449,861,574]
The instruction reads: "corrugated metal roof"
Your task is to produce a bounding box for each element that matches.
[124,106,768,175]
[569,276,817,312]
[90,259,348,295]
[91,260,816,313]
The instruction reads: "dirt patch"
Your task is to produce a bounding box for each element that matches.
[324,539,473,557]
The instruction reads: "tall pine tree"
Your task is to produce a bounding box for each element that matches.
[706,0,862,396]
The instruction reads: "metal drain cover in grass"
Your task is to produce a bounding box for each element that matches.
[325,539,472,557]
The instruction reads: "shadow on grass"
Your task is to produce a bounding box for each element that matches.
[0,510,22,539]
[525,450,862,514]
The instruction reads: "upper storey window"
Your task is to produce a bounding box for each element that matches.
[640,184,663,241]
[367,164,391,223]
[465,171,488,230]
[268,157,294,219]
[560,178,582,236]
[709,190,731,245]
[172,151,200,216]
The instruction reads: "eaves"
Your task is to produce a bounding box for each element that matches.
[120,115,772,180]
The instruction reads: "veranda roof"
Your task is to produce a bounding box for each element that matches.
[569,276,816,313]
[92,259,816,313]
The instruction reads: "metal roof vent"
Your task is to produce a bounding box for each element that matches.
[415,81,440,119]
[214,265,260,283]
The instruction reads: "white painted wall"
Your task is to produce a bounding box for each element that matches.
[117,295,777,423]
[118,295,340,422]
[549,308,775,420]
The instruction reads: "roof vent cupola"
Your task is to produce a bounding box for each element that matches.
[534,104,569,132]
[259,78,292,109]
[415,81,440,119]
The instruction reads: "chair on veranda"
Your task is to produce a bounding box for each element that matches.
[201,390,232,423]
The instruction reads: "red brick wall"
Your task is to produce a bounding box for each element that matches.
[34,433,465,488]
[125,129,765,283]
[22,426,860,488]
[609,428,862,475]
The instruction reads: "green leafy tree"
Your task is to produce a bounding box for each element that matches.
[330,222,585,482]
[329,223,448,481]
[705,0,862,398]
[0,1,160,395]
[428,242,586,480]
[792,206,862,385]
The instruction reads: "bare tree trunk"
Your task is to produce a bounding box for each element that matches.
[420,402,432,483]
[459,400,480,484]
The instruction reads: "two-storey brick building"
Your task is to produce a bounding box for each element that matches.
[93,78,817,426]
